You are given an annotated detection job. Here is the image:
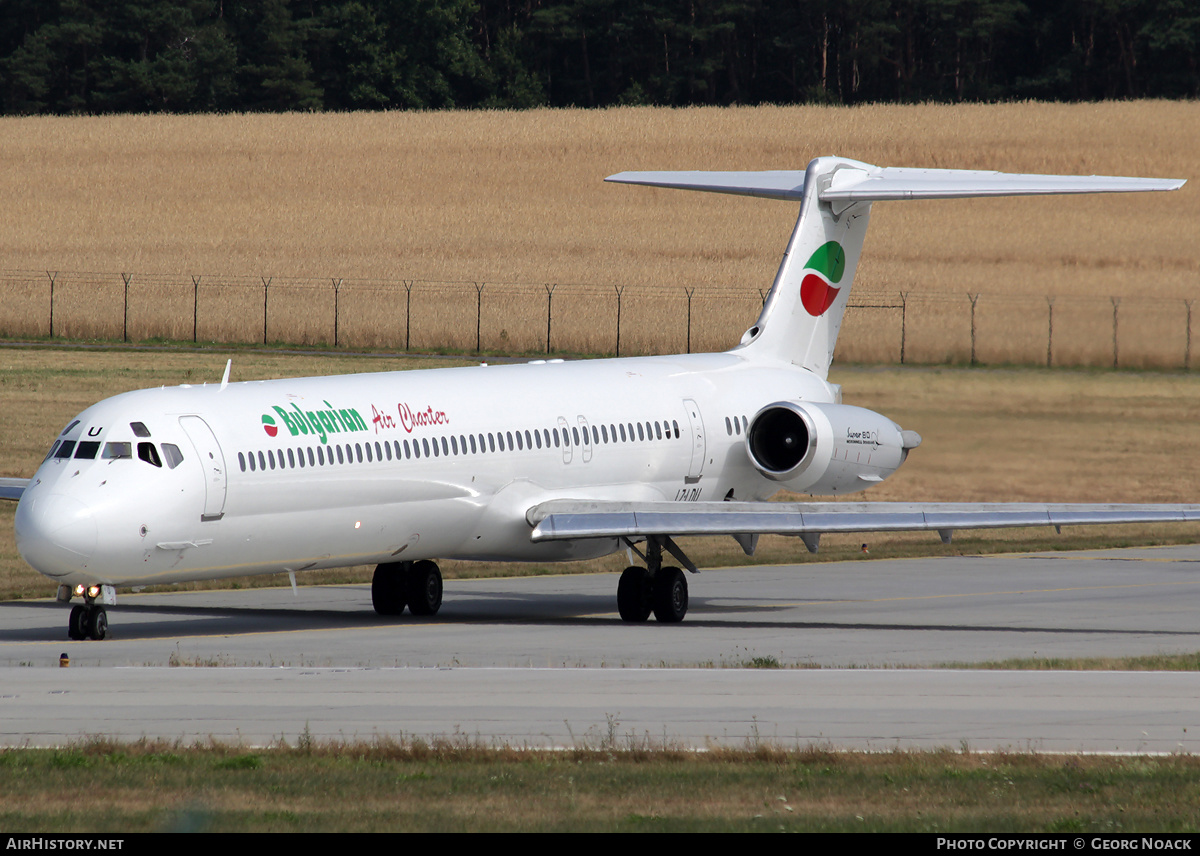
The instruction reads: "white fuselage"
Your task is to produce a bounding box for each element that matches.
[14,351,854,588]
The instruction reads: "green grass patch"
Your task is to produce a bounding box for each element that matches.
[1,738,1198,832]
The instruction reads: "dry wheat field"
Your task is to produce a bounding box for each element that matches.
[0,102,1196,362]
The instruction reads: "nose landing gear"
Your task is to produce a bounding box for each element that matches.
[62,584,114,641]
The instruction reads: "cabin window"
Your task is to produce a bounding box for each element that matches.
[238,452,246,472]
[552,429,559,448]
[572,427,580,446]
[477,433,486,453]
[297,449,306,469]
[267,450,275,470]
[450,436,459,455]
[636,423,644,442]
[334,446,343,464]
[441,437,448,456]
[655,422,663,440]
[394,441,402,460]
[138,442,162,468]
[619,424,627,442]
[248,452,256,471]
[470,435,477,454]
[534,431,542,449]
[487,434,495,453]
[162,443,184,469]
[257,451,266,470]
[725,417,732,435]
[364,443,373,463]
[514,431,522,451]
[432,438,440,457]
[55,441,77,459]
[742,416,749,433]
[130,422,151,438]
[673,420,681,439]
[74,441,100,460]
[307,448,315,467]
[601,425,608,444]
[422,439,430,457]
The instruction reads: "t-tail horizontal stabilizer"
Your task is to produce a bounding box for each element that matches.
[606,159,1185,378]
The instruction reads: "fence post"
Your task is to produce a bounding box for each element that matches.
[474,282,484,353]
[191,275,201,342]
[332,279,342,347]
[1111,296,1120,369]
[614,285,624,357]
[261,277,271,345]
[1186,299,1194,371]
[121,273,132,342]
[47,271,56,338]
[544,283,556,354]
[968,292,980,365]
[403,281,413,351]
[1046,296,1055,367]
[684,286,695,354]
[899,291,908,364]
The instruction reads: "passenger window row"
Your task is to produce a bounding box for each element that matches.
[724,415,749,436]
[237,418,685,474]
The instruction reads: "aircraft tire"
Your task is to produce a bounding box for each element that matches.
[406,560,443,616]
[86,606,108,641]
[68,605,87,640]
[652,566,688,623]
[371,563,408,616]
[617,566,652,622]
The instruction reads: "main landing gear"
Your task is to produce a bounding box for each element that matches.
[617,536,694,624]
[62,584,114,641]
[372,560,443,617]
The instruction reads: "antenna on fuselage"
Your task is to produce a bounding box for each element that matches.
[219,359,231,391]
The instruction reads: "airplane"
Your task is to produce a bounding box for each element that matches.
[3,155,1196,641]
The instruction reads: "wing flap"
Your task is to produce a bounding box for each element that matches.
[528,500,1200,542]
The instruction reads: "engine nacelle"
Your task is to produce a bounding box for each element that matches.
[745,401,919,495]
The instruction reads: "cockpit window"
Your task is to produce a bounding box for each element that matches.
[44,441,60,462]
[102,442,132,459]
[161,443,184,469]
[60,420,80,437]
[74,441,100,460]
[131,422,151,438]
[54,441,76,459]
[137,442,162,467]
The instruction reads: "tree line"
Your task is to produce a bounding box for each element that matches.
[2,0,1196,114]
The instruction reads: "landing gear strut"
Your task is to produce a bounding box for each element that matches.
[372,560,443,617]
[617,536,693,624]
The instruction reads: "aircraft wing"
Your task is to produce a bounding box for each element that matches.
[527,499,1200,552]
[0,478,29,501]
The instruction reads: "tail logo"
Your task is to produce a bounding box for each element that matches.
[800,241,846,317]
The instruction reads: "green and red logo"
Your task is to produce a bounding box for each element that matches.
[800,241,846,317]
[262,414,278,437]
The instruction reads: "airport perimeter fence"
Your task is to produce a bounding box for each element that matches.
[1,269,1197,369]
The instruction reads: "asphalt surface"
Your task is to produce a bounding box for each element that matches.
[2,545,1198,750]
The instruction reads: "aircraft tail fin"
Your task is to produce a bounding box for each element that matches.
[606,159,1183,378]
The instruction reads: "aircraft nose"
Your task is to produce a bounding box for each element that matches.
[14,492,98,577]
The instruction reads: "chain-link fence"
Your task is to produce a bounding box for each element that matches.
[1,270,1195,368]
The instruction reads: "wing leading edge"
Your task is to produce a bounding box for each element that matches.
[528,499,1200,552]
[0,478,28,501]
